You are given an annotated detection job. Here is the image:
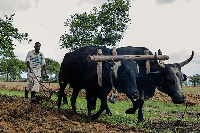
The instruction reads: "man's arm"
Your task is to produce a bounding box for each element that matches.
[27,61,32,73]
[43,64,49,78]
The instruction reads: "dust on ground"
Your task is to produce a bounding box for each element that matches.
[0,94,143,133]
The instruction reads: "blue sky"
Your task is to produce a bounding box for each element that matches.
[0,0,200,76]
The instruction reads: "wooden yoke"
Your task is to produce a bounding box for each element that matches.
[97,49,102,86]
[112,47,117,56]
[158,49,163,64]
[144,50,150,74]
[93,48,168,86]
[97,47,117,86]
[88,55,169,62]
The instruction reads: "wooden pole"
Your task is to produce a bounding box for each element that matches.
[158,49,163,64]
[97,49,102,86]
[112,47,117,56]
[88,54,169,62]
[144,50,150,74]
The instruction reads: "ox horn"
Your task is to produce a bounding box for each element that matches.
[179,51,194,67]
[154,52,165,69]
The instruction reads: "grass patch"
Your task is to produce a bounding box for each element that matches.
[0,88,199,132]
[0,88,24,97]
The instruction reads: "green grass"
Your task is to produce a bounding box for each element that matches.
[0,88,24,97]
[0,88,199,132]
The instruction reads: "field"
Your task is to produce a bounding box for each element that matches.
[0,81,200,132]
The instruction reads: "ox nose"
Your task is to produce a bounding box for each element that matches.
[172,97,185,104]
[172,94,186,104]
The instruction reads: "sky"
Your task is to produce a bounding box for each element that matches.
[0,0,200,76]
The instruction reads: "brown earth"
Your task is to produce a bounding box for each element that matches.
[0,81,199,105]
[0,82,200,132]
[0,94,144,133]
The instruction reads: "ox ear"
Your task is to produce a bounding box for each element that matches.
[183,74,187,81]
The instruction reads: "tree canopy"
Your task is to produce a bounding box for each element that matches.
[0,57,27,81]
[0,14,32,58]
[41,58,60,81]
[188,74,200,87]
[60,0,131,51]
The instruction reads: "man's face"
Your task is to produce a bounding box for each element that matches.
[34,44,41,51]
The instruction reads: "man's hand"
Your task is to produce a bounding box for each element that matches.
[30,68,33,73]
[45,74,49,79]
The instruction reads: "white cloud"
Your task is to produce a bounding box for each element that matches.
[1,0,200,76]
[78,0,107,5]
[10,0,100,63]
[156,0,193,4]
[0,0,39,16]
[156,0,175,4]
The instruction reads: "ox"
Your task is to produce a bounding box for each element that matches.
[117,46,194,122]
[58,46,139,121]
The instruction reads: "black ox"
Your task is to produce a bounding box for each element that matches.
[58,46,139,121]
[117,46,194,122]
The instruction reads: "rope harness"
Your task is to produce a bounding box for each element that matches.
[31,72,52,97]
[108,61,121,104]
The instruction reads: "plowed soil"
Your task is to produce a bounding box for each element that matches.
[0,82,200,132]
[0,94,144,133]
[0,82,199,105]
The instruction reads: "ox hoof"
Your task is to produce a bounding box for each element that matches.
[73,110,78,115]
[91,114,99,121]
[106,111,112,116]
[125,108,137,114]
[137,119,145,124]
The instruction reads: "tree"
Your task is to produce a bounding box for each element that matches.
[41,58,60,81]
[60,0,131,51]
[0,14,32,58]
[0,57,27,81]
[188,74,200,87]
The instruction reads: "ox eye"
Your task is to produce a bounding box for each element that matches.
[176,73,181,77]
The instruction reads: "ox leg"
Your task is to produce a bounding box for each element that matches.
[137,100,144,123]
[91,97,112,116]
[71,88,81,114]
[91,97,107,121]
[86,89,93,122]
[125,99,144,122]
[91,95,97,110]
[125,99,142,114]
[105,98,112,116]
[58,81,68,109]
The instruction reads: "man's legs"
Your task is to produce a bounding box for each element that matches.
[25,87,29,99]
[26,73,40,99]
[25,75,34,99]
[31,76,40,99]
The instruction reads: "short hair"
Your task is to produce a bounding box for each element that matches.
[35,42,41,46]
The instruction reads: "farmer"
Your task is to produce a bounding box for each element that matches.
[25,42,48,99]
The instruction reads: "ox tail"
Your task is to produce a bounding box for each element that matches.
[58,80,68,109]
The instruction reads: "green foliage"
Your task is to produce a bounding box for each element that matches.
[0,57,27,81]
[0,14,32,58]
[41,58,61,81]
[188,74,200,87]
[60,0,131,51]
[0,88,24,97]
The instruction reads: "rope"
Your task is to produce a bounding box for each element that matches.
[31,72,52,97]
